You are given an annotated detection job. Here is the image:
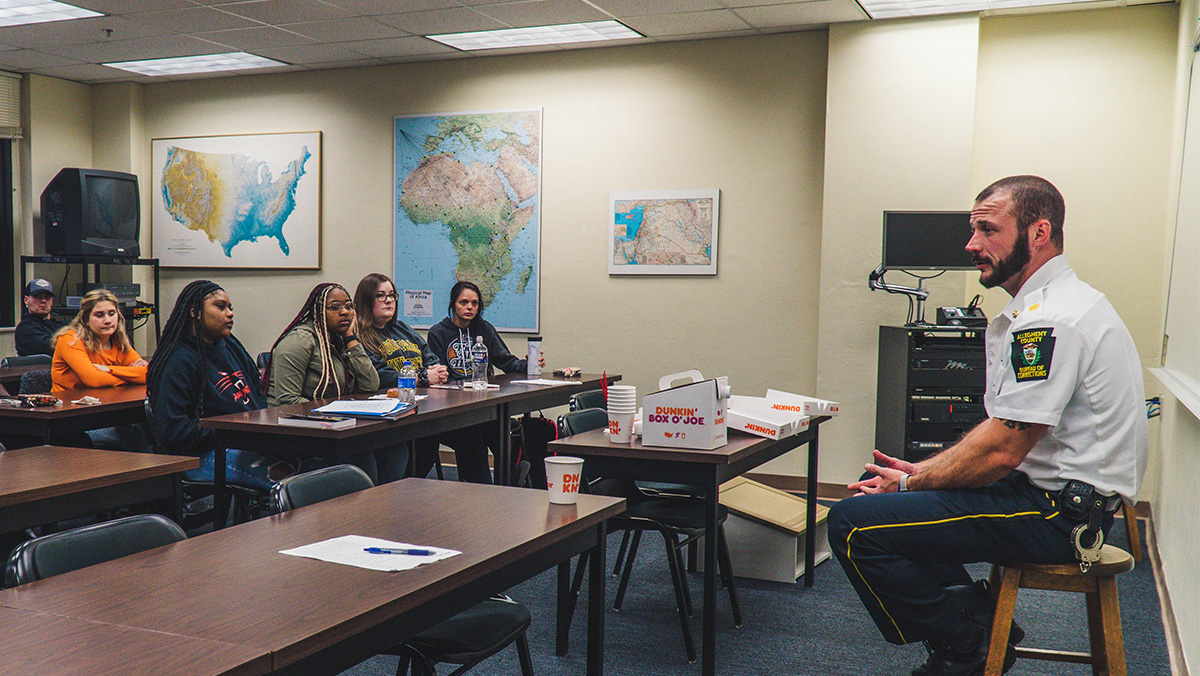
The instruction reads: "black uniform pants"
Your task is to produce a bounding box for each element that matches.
[827,471,1112,645]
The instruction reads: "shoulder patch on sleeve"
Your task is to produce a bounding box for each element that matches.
[1011,328,1054,382]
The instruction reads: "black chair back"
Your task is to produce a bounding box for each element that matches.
[18,369,51,394]
[568,389,606,412]
[5,514,186,587]
[272,464,374,512]
[556,408,608,437]
[256,352,271,370]
[1,354,51,368]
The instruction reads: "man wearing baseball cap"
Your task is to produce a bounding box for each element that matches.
[14,278,66,357]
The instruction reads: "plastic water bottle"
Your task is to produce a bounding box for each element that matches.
[471,336,489,390]
[397,360,416,404]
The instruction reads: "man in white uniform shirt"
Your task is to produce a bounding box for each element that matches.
[827,175,1148,676]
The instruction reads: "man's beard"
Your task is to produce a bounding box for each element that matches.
[975,227,1030,289]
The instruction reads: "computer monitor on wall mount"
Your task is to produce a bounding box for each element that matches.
[41,168,141,258]
[869,210,973,326]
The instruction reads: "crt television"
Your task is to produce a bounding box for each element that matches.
[881,210,973,271]
[41,168,140,257]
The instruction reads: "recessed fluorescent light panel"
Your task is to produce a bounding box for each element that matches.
[858,0,1100,19]
[0,0,101,27]
[104,52,285,77]
[429,20,642,51]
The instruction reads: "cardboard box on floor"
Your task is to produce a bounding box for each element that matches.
[699,477,830,583]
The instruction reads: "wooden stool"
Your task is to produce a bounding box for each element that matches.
[1122,503,1142,562]
[984,545,1134,676]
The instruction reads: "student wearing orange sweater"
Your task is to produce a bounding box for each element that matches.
[51,289,147,392]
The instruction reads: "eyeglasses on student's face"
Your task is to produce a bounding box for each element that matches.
[375,292,398,302]
[325,301,352,313]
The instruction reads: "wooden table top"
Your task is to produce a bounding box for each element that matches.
[549,426,819,466]
[198,373,615,438]
[0,607,271,676]
[0,478,624,671]
[0,384,147,420]
[0,445,197,508]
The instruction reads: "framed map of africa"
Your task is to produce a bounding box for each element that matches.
[151,131,321,268]
[394,110,541,332]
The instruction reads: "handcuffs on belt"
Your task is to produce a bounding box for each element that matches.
[1058,480,1121,572]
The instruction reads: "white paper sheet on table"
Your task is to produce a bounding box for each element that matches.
[510,379,575,386]
[280,535,460,572]
[369,393,428,401]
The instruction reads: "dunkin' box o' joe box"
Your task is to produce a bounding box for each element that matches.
[642,375,730,450]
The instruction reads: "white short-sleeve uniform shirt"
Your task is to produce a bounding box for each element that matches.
[984,256,1148,501]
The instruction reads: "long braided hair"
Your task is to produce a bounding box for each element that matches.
[147,280,251,447]
[262,282,351,399]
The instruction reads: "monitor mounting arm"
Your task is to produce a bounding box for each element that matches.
[869,265,933,326]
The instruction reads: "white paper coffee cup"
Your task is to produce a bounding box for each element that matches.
[545,456,584,504]
[608,410,635,443]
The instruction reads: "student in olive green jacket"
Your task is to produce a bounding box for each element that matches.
[264,282,403,482]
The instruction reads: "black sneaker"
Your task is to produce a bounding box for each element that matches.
[946,580,1025,645]
[910,617,1017,676]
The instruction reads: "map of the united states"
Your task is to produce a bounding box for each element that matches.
[160,145,311,256]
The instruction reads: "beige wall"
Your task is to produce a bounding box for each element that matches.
[132,33,830,402]
[1151,0,1200,670]
[817,15,980,483]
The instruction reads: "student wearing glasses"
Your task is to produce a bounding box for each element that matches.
[353,272,477,482]
[265,282,401,483]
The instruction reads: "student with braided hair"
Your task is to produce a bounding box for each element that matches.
[266,282,401,482]
[148,281,283,489]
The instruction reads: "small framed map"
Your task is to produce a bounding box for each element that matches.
[610,189,719,275]
[151,131,321,268]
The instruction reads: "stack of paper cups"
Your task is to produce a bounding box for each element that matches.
[607,385,637,443]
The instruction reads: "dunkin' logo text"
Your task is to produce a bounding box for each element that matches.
[744,423,778,437]
[771,403,805,412]
[649,406,705,426]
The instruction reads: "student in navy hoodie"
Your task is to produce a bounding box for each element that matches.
[148,280,289,490]
[426,280,544,382]
[425,281,545,484]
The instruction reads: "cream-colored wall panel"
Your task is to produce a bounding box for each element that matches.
[973,4,1177,503]
[138,35,830,402]
[818,16,979,484]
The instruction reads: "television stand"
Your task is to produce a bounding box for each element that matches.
[20,255,160,344]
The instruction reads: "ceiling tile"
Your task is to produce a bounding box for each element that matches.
[39,34,227,61]
[137,7,263,33]
[30,62,136,83]
[588,0,723,15]
[472,0,611,28]
[343,35,460,57]
[373,7,507,34]
[254,40,385,63]
[323,0,461,12]
[69,0,195,12]
[0,15,171,50]
[196,26,318,50]
[0,50,84,70]
[217,0,354,25]
[282,17,412,41]
[622,10,752,36]
[735,0,868,27]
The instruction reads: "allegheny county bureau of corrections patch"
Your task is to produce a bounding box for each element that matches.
[1011,328,1054,382]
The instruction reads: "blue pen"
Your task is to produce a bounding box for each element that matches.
[363,547,437,556]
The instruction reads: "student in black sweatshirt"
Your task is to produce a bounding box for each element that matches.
[147,280,289,490]
[426,280,544,381]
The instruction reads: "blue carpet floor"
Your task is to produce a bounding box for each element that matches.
[339,510,1169,676]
